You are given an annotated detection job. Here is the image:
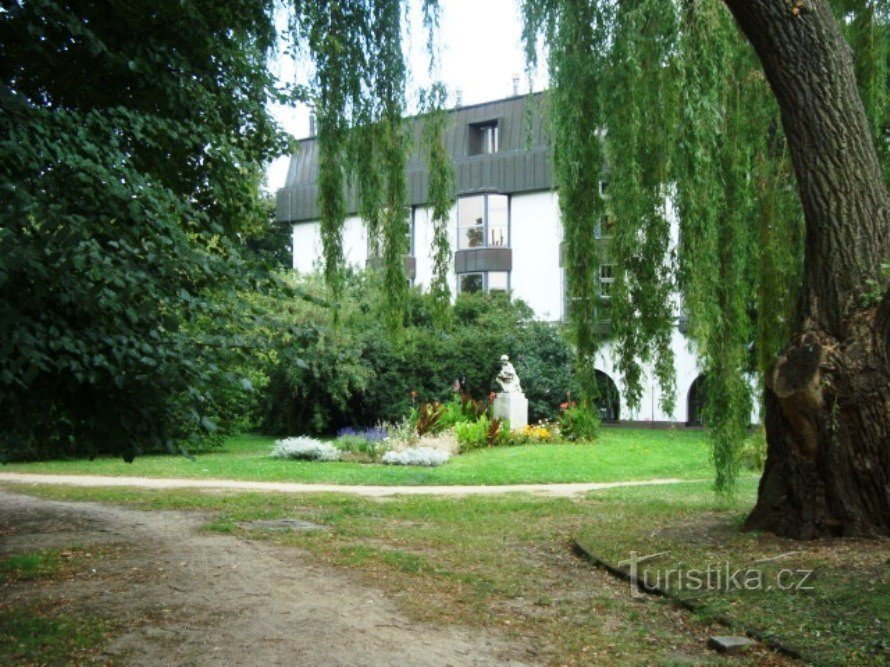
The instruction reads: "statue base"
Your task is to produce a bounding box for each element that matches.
[493,392,528,430]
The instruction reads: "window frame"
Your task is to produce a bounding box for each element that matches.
[468,120,500,156]
[456,193,510,251]
[457,271,510,295]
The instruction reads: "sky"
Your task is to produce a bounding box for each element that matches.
[264,0,547,193]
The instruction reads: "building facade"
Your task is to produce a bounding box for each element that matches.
[276,94,739,426]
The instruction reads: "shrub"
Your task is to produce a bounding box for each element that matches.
[383,416,420,448]
[270,437,340,461]
[454,416,489,453]
[454,415,511,453]
[256,276,578,435]
[333,431,390,461]
[381,447,450,467]
[558,405,599,442]
[415,401,446,435]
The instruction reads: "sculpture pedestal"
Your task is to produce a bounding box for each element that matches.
[493,392,528,430]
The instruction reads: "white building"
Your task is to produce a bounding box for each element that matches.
[276,93,724,426]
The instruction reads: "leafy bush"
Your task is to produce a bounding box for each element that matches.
[558,406,599,442]
[414,401,446,435]
[333,431,390,461]
[454,417,489,453]
[383,416,420,449]
[270,437,340,461]
[255,275,578,436]
[381,447,450,467]
[454,415,510,453]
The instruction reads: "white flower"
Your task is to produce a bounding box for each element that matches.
[270,437,340,462]
[381,447,450,467]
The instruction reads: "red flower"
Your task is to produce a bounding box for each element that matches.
[489,391,496,402]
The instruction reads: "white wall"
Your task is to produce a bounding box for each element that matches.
[509,191,564,319]
[413,205,458,295]
[292,215,367,274]
[592,329,702,423]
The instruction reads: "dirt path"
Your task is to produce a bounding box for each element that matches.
[0,490,536,666]
[0,473,689,496]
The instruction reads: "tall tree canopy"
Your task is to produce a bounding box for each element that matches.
[296,0,888,538]
[0,0,287,460]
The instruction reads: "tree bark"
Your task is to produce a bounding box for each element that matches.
[722,0,890,538]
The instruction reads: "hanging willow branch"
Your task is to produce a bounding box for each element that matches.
[604,0,679,414]
[523,0,610,410]
[420,83,455,328]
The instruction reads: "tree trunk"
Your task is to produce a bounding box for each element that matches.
[722,0,890,538]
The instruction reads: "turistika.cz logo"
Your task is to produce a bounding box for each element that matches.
[619,551,815,598]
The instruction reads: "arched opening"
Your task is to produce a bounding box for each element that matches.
[687,375,707,426]
[595,370,620,423]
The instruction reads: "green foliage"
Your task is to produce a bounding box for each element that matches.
[333,435,386,461]
[415,401,446,436]
[257,274,576,434]
[523,0,608,411]
[454,415,510,453]
[834,0,890,180]
[557,405,599,442]
[420,83,456,328]
[288,0,421,326]
[0,0,286,461]
[739,429,767,471]
[521,0,812,496]
[259,323,373,435]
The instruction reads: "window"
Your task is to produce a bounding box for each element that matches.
[457,194,509,250]
[458,272,509,294]
[487,271,509,292]
[599,264,615,298]
[469,121,499,155]
[459,273,483,293]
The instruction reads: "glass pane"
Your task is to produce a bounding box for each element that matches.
[458,196,484,226]
[461,226,484,249]
[460,273,483,293]
[487,272,509,292]
[458,196,485,250]
[488,224,508,247]
[488,195,508,227]
[480,125,499,154]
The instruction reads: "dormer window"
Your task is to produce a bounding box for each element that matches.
[469,120,499,155]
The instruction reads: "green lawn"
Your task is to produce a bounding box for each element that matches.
[9,479,885,665]
[1,427,743,486]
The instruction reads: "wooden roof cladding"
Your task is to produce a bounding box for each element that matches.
[276,93,554,223]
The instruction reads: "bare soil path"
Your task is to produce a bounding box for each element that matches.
[0,473,688,497]
[0,490,535,666]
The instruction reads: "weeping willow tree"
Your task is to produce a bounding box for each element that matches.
[288,0,453,328]
[289,0,889,538]
[521,0,888,537]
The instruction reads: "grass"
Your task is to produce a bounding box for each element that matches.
[0,548,116,664]
[0,604,111,665]
[0,550,65,583]
[8,479,885,665]
[574,487,890,665]
[1,427,753,486]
